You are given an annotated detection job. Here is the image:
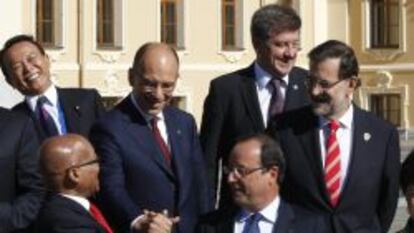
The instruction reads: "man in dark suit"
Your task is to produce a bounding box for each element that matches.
[268,40,400,233]
[200,4,310,204]
[36,134,112,233]
[196,134,326,233]
[0,107,44,233]
[0,34,103,142]
[90,42,211,233]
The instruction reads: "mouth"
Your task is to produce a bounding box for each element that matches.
[25,73,39,82]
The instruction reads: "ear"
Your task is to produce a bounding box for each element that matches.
[348,76,359,89]
[128,68,135,87]
[268,166,279,179]
[67,167,80,185]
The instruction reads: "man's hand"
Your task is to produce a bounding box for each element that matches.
[132,209,180,233]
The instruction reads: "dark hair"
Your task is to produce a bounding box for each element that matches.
[308,40,361,87]
[401,150,414,194]
[234,133,285,184]
[0,34,46,82]
[131,42,179,74]
[251,4,301,47]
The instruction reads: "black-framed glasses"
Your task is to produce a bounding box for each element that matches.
[223,166,266,178]
[65,158,99,171]
[306,78,346,90]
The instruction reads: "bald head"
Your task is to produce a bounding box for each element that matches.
[129,42,179,116]
[40,134,99,197]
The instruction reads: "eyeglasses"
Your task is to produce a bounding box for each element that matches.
[65,158,99,171]
[269,40,302,52]
[223,166,266,178]
[306,77,350,90]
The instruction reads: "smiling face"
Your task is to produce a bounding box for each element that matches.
[309,58,355,120]
[3,41,52,96]
[129,44,178,116]
[255,30,300,78]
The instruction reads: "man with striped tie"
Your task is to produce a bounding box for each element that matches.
[267,40,400,233]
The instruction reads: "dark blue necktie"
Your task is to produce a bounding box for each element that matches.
[242,213,262,233]
[36,96,59,137]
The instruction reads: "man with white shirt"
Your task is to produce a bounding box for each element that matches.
[196,134,325,233]
[267,40,400,233]
[200,4,310,206]
[0,34,103,141]
[90,42,211,233]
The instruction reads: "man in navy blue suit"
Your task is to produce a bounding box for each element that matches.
[267,40,400,233]
[90,42,211,233]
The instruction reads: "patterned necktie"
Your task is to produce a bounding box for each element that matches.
[242,213,261,233]
[324,120,341,207]
[268,78,285,121]
[151,118,171,165]
[36,96,59,137]
[89,203,113,233]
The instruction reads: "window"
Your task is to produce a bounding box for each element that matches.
[160,0,184,49]
[222,0,236,50]
[370,93,401,126]
[370,0,400,48]
[96,0,123,49]
[36,0,63,48]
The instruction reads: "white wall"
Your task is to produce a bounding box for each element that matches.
[0,0,23,108]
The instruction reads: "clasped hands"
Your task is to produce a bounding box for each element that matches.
[131,209,180,233]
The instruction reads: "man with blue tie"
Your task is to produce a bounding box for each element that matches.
[90,42,211,233]
[0,34,103,141]
[196,134,325,233]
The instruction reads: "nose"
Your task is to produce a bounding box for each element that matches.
[21,59,35,73]
[152,85,164,100]
[311,83,323,96]
[227,171,237,184]
[283,45,297,58]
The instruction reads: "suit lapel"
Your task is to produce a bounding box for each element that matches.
[240,64,265,131]
[119,98,175,180]
[273,200,294,233]
[14,102,48,141]
[58,88,82,133]
[284,68,308,112]
[338,106,371,207]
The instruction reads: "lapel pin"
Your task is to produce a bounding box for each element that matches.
[363,132,371,142]
[176,129,181,135]
[74,106,80,111]
[293,84,298,90]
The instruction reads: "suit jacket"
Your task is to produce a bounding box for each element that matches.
[200,63,310,202]
[267,105,400,233]
[12,87,104,142]
[90,97,211,233]
[195,199,327,233]
[0,107,44,233]
[35,194,106,233]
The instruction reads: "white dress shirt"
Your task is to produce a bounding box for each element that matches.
[318,105,354,191]
[26,84,64,134]
[254,62,289,127]
[234,196,280,233]
[60,193,90,211]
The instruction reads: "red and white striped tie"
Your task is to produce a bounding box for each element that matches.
[324,120,341,207]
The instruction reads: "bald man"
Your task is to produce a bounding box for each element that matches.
[36,134,112,233]
[90,42,211,233]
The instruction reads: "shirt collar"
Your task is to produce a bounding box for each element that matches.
[318,104,354,129]
[129,93,164,123]
[236,195,280,224]
[60,193,90,211]
[25,84,58,112]
[254,62,289,90]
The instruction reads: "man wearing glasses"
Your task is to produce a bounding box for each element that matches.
[200,4,310,207]
[196,134,326,233]
[268,40,400,233]
[90,42,211,233]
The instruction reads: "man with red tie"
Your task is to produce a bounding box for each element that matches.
[267,40,400,233]
[90,42,211,233]
[36,134,113,233]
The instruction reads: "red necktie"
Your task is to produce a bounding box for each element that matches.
[324,120,341,207]
[151,118,171,165]
[89,203,113,233]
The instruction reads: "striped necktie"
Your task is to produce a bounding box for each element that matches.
[324,120,341,207]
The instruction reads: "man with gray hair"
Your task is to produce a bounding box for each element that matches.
[200,4,310,206]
